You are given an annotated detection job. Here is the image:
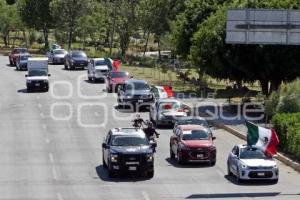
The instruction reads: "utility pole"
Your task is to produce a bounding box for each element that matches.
[109,0,117,57]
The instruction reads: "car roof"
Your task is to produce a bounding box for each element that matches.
[110,128,146,137]
[125,79,147,84]
[177,116,206,121]
[237,144,252,149]
[177,125,208,131]
[91,58,105,61]
[53,49,65,51]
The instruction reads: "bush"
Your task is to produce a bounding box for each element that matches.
[272,113,300,161]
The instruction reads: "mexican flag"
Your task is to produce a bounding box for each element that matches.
[246,121,279,156]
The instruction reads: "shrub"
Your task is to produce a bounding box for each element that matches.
[272,113,300,161]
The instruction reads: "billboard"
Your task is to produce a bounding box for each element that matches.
[226,9,300,45]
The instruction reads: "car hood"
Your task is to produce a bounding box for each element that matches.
[240,159,276,167]
[182,140,213,148]
[161,110,187,117]
[110,146,153,154]
[73,57,88,61]
[125,90,151,96]
[27,76,49,81]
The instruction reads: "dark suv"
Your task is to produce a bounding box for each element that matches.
[64,51,88,70]
[117,79,153,110]
[102,128,155,178]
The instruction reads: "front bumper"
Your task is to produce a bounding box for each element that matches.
[27,81,49,89]
[53,58,64,64]
[239,168,279,180]
[71,62,88,68]
[18,63,28,70]
[178,148,216,162]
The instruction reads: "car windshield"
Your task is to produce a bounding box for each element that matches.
[182,130,209,140]
[159,102,181,111]
[125,82,149,90]
[54,50,66,55]
[178,118,209,128]
[20,56,29,60]
[111,136,148,146]
[240,148,267,159]
[72,52,87,58]
[28,69,48,77]
[95,60,107,66]
[111,72,128,78]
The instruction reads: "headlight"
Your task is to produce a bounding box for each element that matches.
[147,154,154,162]
[110,154,118,162]
[273,164,278,168]
[125,95,132,99]
[241,164,248,169]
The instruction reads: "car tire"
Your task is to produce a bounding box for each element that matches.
[27,87,31,93]
[227,162,233,176]
[236,167,241,183]
[147,170,154,179]
[273,179,278,184]
[64,64,68,70]
[210,160,216,166]
[170,146,175,159]
[177,151,183,164]
[9,60,13,66]
[107,87,112,93]
[102,155,107,169]
[108,164,116,178]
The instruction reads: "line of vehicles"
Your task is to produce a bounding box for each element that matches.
[7,47,279,183]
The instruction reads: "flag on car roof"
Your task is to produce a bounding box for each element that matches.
[112,60,121,71]
[246,121,279,156]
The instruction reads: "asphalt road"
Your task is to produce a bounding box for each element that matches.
[0,55,299,200]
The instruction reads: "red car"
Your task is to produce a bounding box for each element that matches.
[170,125,216,165]
[9,48,28,66]
[106,71,130,93]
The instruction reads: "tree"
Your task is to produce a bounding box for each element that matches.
[189,0,300,95]
[18,0,53,48]
[52,0,91,50]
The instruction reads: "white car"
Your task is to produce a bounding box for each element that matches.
[149,99,189,127]
[47,49,67,64]
[227,144,279,183]
[150,86,168,100]
[87,58,111,82]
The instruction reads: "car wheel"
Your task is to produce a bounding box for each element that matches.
[210,160,216,166]
[27,87,31,93]
[107,87,112,93]
[273,179,278,184]
[9,60,13,66]
[64,64,68,70]
[227,162,233,176]
[170,146,175,159]
[236,167,241,183]
[177,151,183,164]
[146,170,154,179]
[108,164,116,178]
[102,154,107,169]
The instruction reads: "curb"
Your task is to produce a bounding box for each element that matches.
[212,120,300,173]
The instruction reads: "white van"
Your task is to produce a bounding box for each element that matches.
[25,58,50,92]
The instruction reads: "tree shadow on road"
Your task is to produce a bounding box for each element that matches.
[95,165,151,183]
[165,158,213,169]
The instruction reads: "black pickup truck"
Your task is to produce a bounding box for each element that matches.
[102,128,156,178]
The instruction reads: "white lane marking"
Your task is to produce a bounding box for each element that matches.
[42,124,47,129]
[49,153,55,163]
[38,104,42,109]
[45,138,50,144]
[142,191,151,200]
[52,166,58,180]
[56,193,64,200]
[40,113,45,118]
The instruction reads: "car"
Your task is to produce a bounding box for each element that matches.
[64,51,88,70]
[227,144,279,183]
[170,125,216,165]
[9,48,28,66]
[16,54,31,71]
[102,128,155,178]
[106,71,130,93]
[47,49,67,64]
[174,116,212,134]
[87,58,111,83]
[117,79,153,110]
[149,98,189,127]
[150,86,168,100]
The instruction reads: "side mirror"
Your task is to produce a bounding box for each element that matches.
[25,74,28,77]
[48,74,51,77]
[212,136,216,140]
[102,143,109,149]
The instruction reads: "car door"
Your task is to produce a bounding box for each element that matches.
[172,129,181,153]
[88,60,93,78]
[230,146,240,175]
[103,132,112,164]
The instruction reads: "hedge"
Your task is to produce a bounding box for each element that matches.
[272,113,300,161]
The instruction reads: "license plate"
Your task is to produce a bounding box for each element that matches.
[138,100,143,103]
[197,154,204,158]
[257,172,265,176]
[35,83,40,86]
[128,166,137,171]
